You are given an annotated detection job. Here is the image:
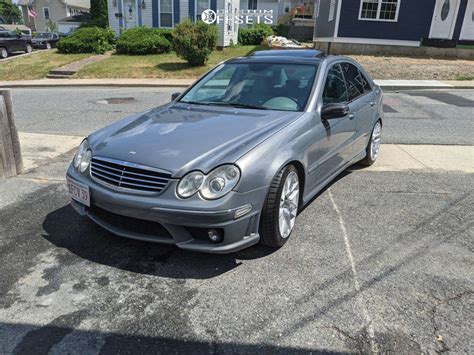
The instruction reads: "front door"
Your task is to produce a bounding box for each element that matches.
[123,0,138,29]
[430,0,461,39]
[312,63,356,187]
[460,0,474,40]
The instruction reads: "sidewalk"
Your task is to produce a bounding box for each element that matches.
[1,78,473,90]
[17,132,474,176]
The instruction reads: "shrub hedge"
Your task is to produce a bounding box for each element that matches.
[116,27,171,55]
[238,23,273,45]
[57,26,114,54]
[172,20,217,66]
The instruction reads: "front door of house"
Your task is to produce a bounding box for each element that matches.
[460,0,474,40]
[430,0,460,39]
[123,0,138,29]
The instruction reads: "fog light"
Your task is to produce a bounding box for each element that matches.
[208,229,222,243]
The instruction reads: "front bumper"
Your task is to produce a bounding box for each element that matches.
[67,164,268,254]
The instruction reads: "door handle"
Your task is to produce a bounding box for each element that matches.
[370,101,375,107]
[348,112,355,119]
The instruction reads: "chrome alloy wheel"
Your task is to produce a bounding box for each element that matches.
[370,121,382,161]
[1,48,7,59]
[279,170,299,239]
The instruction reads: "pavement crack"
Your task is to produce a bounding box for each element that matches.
[430,290,473,354]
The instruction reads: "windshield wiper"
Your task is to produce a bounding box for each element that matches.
[205,102,268,110]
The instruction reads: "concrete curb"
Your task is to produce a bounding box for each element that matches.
[0,79,472,90]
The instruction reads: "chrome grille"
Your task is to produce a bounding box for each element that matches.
[90,156,172,193]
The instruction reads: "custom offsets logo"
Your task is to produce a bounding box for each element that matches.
[201,9,273,25]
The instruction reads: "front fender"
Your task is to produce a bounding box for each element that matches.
[235,113,314,194]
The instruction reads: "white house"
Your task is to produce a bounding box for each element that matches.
[18,0,90,32]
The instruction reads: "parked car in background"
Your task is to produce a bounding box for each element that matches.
[0,31,33,59]
[67,49,384,253]
[32,32,61,49]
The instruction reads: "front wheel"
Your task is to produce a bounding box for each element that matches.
[26,44,33,53]
[46,42,52,50]
[259,165,300,247]
[360,120,382,166]
[0,47,8,59]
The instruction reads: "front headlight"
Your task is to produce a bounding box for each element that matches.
[177,165,240,200]
[73,139,91,173]
[177,171,204,198]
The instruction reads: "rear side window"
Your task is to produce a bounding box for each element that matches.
[340,62,366,101]
[323,64,348,104]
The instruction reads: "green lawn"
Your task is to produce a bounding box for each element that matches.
[0,50,92,81]
[75,45,266,79]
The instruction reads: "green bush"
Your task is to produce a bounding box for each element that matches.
[154,28,173,43]
[57,26,114,54]
[172,20,218,66]
[116,27,171,55]
[272,24,289,37]
[238,23,273,45]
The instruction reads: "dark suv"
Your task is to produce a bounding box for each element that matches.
[0,31,33,59]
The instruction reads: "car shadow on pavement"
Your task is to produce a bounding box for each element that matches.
[42,204,276,280]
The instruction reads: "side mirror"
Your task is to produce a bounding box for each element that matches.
[171,92,181,101]
[321,103,349,120]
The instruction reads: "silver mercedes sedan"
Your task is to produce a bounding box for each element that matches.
[66,49,383,253]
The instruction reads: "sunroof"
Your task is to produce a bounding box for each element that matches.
[250,49,325,58]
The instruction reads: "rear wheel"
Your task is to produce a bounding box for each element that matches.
[360,120,382,166]
[260,165,300,247]
[0,47,8,59]
[46,42,52,50]
[26,44,33,53]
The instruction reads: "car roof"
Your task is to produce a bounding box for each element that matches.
[227,49,326,65]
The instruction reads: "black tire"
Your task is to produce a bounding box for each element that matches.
[360,120,382,166]
[259,164,299,248]
[0,47,8,59]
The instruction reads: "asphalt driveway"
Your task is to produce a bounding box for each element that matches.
[0,88,472,354]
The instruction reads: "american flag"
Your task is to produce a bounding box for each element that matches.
[27,6,38,18]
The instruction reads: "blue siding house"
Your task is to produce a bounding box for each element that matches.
[107,0,218,36]
[313,0,474,47]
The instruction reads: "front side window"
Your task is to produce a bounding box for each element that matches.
[360,0,399,21]
[340,62,366,101]
[160,0,173,27]
[180,63,318,112]
[323,64,348,105]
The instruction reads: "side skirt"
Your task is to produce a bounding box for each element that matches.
[302,150,366,207]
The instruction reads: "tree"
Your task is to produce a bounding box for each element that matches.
[89,0,108,28]
[0,0,22,24]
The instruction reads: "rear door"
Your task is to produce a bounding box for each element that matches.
[313,63,356,186]
[340,62,377,156]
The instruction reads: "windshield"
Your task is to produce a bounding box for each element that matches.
[179,62,317,112]
[34,32,51,38]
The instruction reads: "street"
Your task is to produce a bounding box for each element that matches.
[0,87,473,354]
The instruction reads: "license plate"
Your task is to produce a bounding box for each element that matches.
[67,177,90,207]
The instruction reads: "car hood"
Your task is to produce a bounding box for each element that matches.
[89,103,302,177]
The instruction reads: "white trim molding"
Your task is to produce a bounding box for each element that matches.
[358,0,401,22]
[334,0,343,38]
[313,36,421,47]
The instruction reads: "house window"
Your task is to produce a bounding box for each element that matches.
[328,0,336,21]
[196,0,210,22]
[359,0,400,21]
[43,7,50,20]
[248,0,258,10]
[160,0,173,27]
